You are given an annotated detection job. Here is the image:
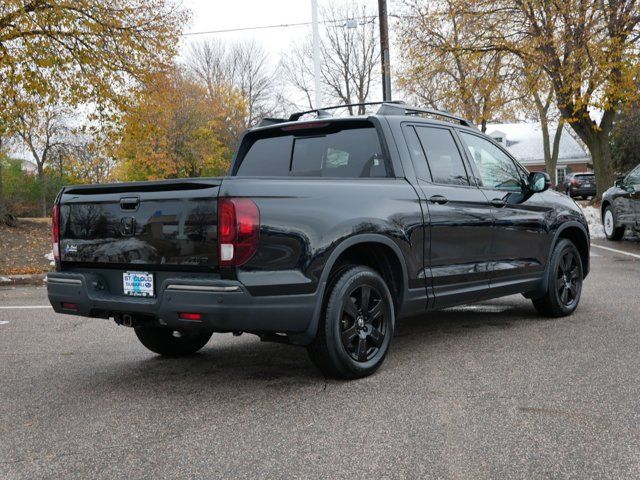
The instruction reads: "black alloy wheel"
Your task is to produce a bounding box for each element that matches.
[307,265,394,379]
[532,238,583,317]
[556,249,580,309]
[339,284,389,362]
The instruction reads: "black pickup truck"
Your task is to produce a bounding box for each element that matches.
[47,102,590,379]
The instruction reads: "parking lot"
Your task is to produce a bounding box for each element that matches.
[1,237,640,479]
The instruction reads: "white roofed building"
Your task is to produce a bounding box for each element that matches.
[486,123,592,185]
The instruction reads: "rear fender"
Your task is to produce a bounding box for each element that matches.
[288,234,408,345]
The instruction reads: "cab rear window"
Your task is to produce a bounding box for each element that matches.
[235,123,389,178]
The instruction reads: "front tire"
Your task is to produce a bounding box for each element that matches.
[134,326,213,357]
[307,266,394,379]
[603,206,625,241]
[532,239,583,317]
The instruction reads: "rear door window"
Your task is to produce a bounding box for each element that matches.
[414,126,470,185]
[235,125,389,178]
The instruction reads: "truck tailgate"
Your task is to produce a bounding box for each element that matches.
[58,179,221,270]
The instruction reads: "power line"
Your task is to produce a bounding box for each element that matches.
[181,16,376,37]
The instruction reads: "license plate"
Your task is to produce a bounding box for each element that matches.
[123,271,154,297]
[583,183,591,187]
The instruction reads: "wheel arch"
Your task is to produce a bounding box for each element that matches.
[289,234,409,345]
[526,221,590,300]
[556,224,590,278]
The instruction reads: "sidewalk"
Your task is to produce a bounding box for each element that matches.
[0,274,47,287]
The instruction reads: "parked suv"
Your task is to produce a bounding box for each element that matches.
[47,102,590,379]
[560,172,596,199]
[601,164,640,240]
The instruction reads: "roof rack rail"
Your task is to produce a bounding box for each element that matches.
[257,101,476,129]
[376,103,476,129]
[288,101,406,121]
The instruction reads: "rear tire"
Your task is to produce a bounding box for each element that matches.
[134,326,213,357]
[603,206,625,241]
[307,266,394,379]
[532,239,583,317]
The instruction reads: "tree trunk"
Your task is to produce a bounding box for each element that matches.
[539,116,552,183]
[37,164,47,218]
[0,158,16,226]
[0,157,4,212]
[0,158,6,223]
[546,122,563,186]
[586,135,615,199]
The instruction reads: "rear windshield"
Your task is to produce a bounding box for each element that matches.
[575,174,595,179]
[235,123,389,178]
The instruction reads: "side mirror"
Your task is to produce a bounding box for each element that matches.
[528,171,551,193]
[614,177,625,188]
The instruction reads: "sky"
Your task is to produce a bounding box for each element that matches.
[179,0,385,57]
[178,0,388,102]
[180,0,317,59]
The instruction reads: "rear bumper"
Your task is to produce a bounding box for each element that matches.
[46,272,316,335]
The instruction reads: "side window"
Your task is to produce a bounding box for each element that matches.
[557,168,567,185]
[290,128,388,178]
[459,132,523,191]
[414,126,470,186]
[403,126,431,180]
[626,166,640,186]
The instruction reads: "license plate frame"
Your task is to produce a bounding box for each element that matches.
[123,271,155,297]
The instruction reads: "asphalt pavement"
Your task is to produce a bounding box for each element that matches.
[1,240,640,479]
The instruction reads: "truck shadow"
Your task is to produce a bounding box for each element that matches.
[83,299,547,394]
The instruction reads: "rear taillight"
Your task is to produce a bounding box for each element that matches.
[52,204,60,261]
[218,198,260,267]
[571,178,578,186]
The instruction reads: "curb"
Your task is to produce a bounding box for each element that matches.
[0,273,48,287]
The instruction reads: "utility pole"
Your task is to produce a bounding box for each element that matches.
[378,0,392,101]
[311,0,323,109]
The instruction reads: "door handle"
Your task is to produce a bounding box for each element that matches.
[429,195,448,205]
[491,198,506,208]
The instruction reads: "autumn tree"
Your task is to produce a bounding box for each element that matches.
[0,0,188,222]
[187,39,275,127]
[282,1,380,113]
[58,131,117,185]
[0,122,11,224]
[610,102,640,175]
[280,39,316,110]
[116,66,247,180]
[461,0,640,196]
[13,102,75,216]
[517,64,565,184]
[397,0,519,131]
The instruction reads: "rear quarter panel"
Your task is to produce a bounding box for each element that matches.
[218,177,426,296]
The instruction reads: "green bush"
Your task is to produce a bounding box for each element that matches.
[1,158,67,217]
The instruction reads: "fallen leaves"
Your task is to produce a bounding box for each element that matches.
[0,219,53,275]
